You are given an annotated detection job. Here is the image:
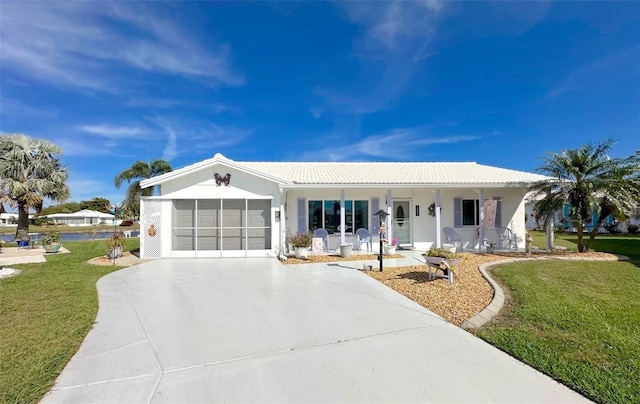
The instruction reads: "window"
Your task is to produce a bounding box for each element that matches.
[308,200,369,233]
[462,199,479,226]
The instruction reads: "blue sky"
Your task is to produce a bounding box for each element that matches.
[1,1,638,206]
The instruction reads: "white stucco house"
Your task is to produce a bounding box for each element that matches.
[138,153,549,259]
[45,209,118,226]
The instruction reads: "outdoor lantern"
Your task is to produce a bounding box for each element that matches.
[374,209,389,271]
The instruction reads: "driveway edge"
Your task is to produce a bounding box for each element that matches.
[461,254,629,330]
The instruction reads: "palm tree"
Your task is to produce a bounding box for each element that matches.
[114,160,172,218]
[0,134,70,231]
[529,138,640,252]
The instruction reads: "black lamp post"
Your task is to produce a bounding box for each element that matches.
[374,209,389,272]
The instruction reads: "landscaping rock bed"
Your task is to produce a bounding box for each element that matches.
[282,253,405,265]
[369,251,619,326]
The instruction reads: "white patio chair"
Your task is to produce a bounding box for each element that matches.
[443,227,462,250]
[496,226,517,251]
[355,228,372,251]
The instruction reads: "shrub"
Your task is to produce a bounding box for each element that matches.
[106,233,126,251]
[287,231,313,248]
[425,248,457,260]
[627,224,639,234]
[41,231,61,245]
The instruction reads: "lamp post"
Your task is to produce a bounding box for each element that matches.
[374,209,389,272]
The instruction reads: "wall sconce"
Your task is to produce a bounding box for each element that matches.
[415,205,420,216]
[275,211,281,222]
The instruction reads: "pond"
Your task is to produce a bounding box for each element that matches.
[1,231,140,243]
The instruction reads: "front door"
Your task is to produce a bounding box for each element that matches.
[392,200,411,245]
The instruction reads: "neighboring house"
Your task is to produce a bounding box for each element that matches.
[524,195,635,233]
[138,154,549,259]
[0,213,19,226]
[45,209,117,226]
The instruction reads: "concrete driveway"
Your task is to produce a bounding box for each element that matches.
[42,258,588,403]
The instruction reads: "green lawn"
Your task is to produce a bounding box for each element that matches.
[477,234,640,403]
[0,239,139,404]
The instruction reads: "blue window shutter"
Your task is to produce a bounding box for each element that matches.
[494,197,502,227]
[454,197,462,228]
[297,198,306,233]
[371,197,380,233]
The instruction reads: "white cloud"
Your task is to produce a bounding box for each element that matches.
[0,97,58,118]
[67,178,123,205]
[0,2,243,94]
[299,127,480,161]
[76,125,149,139]
[162,127,178,162]
[343,0,443,53]
[203,124,253,148]
[548,47,640,98]
[314,1,443,117]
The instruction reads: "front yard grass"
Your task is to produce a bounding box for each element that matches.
[0,239,138,404]
[477,234,640,403]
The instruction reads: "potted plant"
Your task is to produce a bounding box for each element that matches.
[423,248,461,265]
[422,248,462,283]
[106,233,126,259]
[287,231,313,259]
[383,238,398,255]
[41,231,61,253]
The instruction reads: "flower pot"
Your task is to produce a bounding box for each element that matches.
[108,246,123,259]
[339,243,353,258]
[294,247,309,259]
[442,243,457,253]
[486,246,495,254]
[43,242,61,253]
[383,245,397,255]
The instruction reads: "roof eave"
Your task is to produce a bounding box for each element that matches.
[141,156,292,188]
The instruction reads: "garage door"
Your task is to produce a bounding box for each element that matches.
[172,199,271,257]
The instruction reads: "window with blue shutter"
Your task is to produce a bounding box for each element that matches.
[297,198,306,233]
[454,197,462,228]
[371,197,380,233]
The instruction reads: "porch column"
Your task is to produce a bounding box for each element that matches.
[280,188,285,255]
[340,189,346,244]
[479,189,485,252]
[386,190,392,241]
[435,190,441,248]
[546,217,553,250]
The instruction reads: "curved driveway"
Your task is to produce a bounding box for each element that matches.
[43,258,589,403]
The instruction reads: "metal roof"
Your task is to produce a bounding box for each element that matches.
[141,153,547,189]
[242,161,547,185]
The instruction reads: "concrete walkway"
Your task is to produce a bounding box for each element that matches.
[42,258,589,403]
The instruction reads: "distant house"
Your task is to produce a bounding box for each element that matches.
[45,209,118,226]
[0,213,19,226]
[138,153,549,259]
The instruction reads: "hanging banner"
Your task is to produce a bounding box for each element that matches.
[483,200,498,229]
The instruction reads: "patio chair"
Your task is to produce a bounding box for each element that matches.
[15,228,30,249]
[443,227,462,249]
[355,228,372,251]
[313,228,329,251]
[496,226,517,251]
